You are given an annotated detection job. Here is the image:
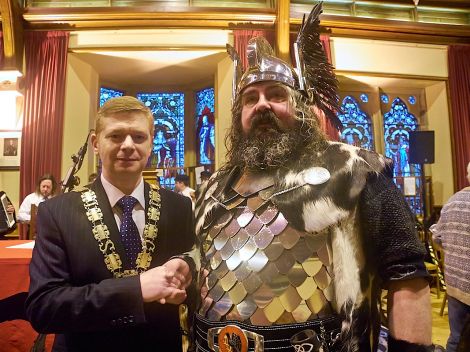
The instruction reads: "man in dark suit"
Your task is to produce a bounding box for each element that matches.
[26,96,195,351]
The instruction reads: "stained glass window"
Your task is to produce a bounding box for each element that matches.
[381,94,389,104]
[137,92,185,189]
[383,97,422,215]
[195,87,215,165]
[337,95,374,150]
[99,87,124,106]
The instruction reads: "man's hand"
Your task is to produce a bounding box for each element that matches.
[163,258,192,289]
[139,265,187,305]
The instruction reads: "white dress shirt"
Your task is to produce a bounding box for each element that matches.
[100,174,146,239]
[179,186,195,211]
[18,192,48,222]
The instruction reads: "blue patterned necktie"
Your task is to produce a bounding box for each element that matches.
[116,196,142,268]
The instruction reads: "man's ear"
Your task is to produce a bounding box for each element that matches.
[91,133,99,155]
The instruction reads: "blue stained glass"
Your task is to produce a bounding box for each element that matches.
[137,92,185,189]
[337,95,374,150]
[383,97,422,215]
[196,88,215,166]
[381,94,389,104]
[408,95,416,104]
[99,87,124,106]
[196,87,215,116]
[360,93,368,103]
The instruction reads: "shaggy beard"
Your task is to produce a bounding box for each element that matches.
[230,111,306,170]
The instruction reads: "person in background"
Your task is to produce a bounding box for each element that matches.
[200,170,212,184]
[174,174,195,209]
[25,96,195,351]
[193,4,433,352]
[431,161,470,352]
[17,174,57,223]
[88,172,98,183]
[194,170,212,200]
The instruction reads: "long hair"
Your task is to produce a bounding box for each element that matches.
[35,173,58,196]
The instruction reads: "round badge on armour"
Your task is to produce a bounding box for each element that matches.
[217,325,248,352]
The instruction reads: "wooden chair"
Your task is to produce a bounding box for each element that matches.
[432,241,448,316]
[425,261,441,298]
[427,237,448,313]
[28,204,38,240]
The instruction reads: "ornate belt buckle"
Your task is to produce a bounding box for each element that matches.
[207,325,264,352]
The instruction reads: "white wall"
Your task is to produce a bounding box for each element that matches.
[0,171,20,209]
[425,82,454,205]
[331,38,448,78]
[215,55,233,169]
[62,54,100,187]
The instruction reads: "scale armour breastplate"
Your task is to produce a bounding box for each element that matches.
[197,171,335,325]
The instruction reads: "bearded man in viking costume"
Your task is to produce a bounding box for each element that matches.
[192,3,436,352]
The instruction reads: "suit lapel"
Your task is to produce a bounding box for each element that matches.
[144,181,150,222]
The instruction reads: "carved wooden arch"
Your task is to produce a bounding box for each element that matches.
[0,0,24,72]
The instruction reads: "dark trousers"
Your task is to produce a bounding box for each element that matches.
[447,295,470,352]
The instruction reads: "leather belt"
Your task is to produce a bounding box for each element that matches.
[194,314,342,352]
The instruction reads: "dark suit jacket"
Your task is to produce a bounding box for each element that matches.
[25,179,195,352]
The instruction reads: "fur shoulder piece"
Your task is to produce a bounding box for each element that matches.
[273,142,391,232]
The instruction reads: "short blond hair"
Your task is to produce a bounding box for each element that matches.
[96,96,155,136]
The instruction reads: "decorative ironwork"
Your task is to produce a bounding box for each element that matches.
[383,97,422,215]
[337,95,374,150]
[137,92,185,189]
[99,87,124,106]
[196,87,215,166]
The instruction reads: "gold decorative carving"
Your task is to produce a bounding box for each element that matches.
[0,0,24,72]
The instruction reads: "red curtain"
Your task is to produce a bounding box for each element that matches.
[448,44,470,190]
[233,30,275,69]
[20,31,69,238]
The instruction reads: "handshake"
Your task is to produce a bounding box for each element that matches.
[139,258,192,305]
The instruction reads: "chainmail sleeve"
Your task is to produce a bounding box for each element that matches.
[360,172,429,285]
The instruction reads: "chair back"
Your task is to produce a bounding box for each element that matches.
[28,204,38,240]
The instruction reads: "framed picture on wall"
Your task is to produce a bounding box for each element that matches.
[0,131,21,170]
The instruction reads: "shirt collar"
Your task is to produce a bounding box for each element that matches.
[100,174,145,209]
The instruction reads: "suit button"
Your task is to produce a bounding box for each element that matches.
[111,319,116,326]
[129,316,134,324]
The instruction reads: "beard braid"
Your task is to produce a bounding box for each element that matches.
[226,98,329,172]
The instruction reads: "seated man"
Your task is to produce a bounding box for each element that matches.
[17,174,57,224]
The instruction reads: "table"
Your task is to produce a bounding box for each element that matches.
[0,240,53,352]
